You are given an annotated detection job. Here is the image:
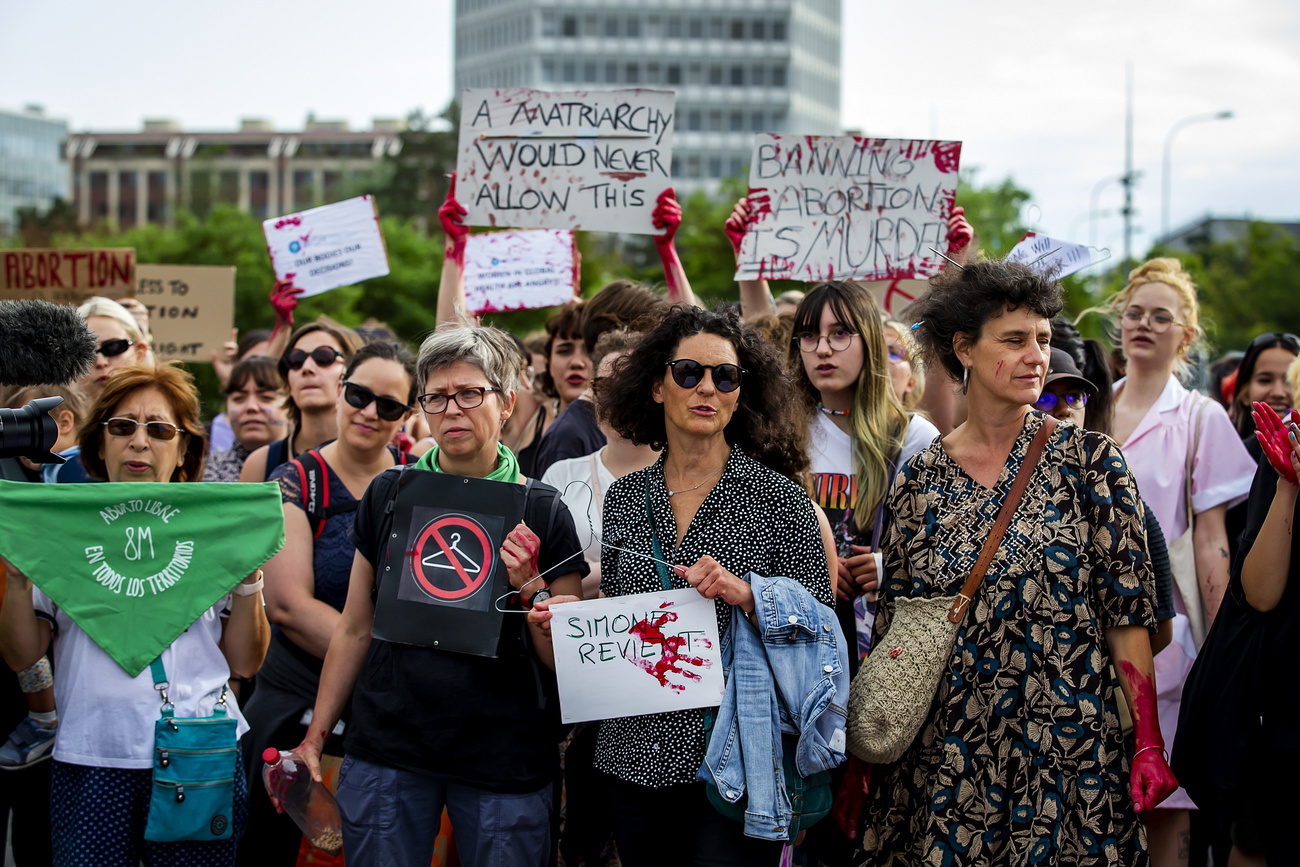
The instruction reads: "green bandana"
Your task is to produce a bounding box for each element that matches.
[0,480,285,677]
[415,442,520,483]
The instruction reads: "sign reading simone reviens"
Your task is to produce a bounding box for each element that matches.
[0,480,285,676]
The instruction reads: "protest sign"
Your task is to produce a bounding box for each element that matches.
[0,480,285,677]
[551,588,723,724]
[135,264,236,363]
[262,195,390,298]
[457,87,675,234]
[735,136,962,283]
[1,248,135,304]
[863,277,930,318]
[463,229,577,314]
[1004,232,1100,279]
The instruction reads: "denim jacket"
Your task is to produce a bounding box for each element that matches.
[698,572,849,840]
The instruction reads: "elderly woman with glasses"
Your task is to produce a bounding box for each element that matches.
[292,324,586,867]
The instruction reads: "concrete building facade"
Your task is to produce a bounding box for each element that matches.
[0,106,68,238]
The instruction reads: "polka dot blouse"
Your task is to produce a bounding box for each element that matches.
[595,446,833,788]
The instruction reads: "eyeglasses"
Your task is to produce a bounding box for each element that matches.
[1120,308,1185,334]
[96,338,134,358]
[103,417,181,441]
[285,346,345,370]
[417,386,502,414]
[1034,393,1088,412]
[342,381,413,422]
[665,359,745,393]
[887,347,909,364]
[796,330,855,353]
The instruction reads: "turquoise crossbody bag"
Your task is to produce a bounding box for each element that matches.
[144,657,238,842]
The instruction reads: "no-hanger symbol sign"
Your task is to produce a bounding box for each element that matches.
[411,515,495,601]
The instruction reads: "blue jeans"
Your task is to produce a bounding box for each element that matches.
[336,755,552,867]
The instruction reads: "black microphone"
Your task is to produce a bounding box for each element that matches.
[0,299,99,388]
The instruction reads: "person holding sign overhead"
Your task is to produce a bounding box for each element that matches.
[291,324,586,867]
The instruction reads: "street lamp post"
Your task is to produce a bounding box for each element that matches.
[1161,110,1234,239]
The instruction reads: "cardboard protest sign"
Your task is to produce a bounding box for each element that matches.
[457,87,675,234]
[1,248,135,304]
[135,264,236,363]
[551,588,723,724]
[262,195,390,298]
[463,229,577,314]
[735,136,962,283]
[1004,232,1100,279]
[0,480,285,677]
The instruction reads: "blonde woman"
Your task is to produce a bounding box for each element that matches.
[1105,258,1256,866]
[882,316,925,411]
[76,297,151,400]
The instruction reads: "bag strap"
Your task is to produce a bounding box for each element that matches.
[947,415,1057,624]
[1183,397,1208,528]
[644,475,674,592]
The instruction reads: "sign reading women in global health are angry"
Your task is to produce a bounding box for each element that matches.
[734,136,962,283]
[262,195,390,297]
[551,588,723,724]
[463,230,577,314]
[456,88,675,235]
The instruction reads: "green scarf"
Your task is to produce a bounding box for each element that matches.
[0,480,285,677]
[415,441,520,482]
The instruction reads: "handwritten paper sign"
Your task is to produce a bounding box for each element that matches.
[262,195,390,298]
[735,136,962,283]
[463,230,577,314]
[136,265,236,363]
[1,248,135,304]
[551,588,723,724]
[1004,232,1098,280]
[457,87,675,234]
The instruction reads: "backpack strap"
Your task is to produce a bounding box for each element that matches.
[293,449,342,542]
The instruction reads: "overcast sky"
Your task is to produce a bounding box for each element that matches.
[5,0,1296,259]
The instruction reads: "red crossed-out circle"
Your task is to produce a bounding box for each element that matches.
[410,515,495,601]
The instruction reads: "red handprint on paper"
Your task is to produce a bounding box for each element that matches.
[629,610,712,692]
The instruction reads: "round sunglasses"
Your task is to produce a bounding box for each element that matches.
[342,381,413,422]
[1034,393,1088,412]
[285,346,345,370]
[96,338,134,358]
[102,417,181,441]
[665,359,745,393]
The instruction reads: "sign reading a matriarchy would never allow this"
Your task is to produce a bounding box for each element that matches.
[457,87,675,234]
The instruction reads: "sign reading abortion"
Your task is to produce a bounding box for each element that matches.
[456,87,676,234]
[1,248,135,303]
[1004,232,1099,280]
[551,588,724,724]
[734,136,962,283]
[463,229,577,314]
[262,195,390,297]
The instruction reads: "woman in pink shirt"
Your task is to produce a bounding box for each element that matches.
[1107,258,1256,867]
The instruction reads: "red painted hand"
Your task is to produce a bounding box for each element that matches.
[832,755,870,840]
[652,188,682,250]
[946,206,975,261]
[439,171,470,264]
[500,521,542,594]
[1253,402,1300,486]
[725,197,751,257]
[1131,746,1179,813]
[270,278,303,337]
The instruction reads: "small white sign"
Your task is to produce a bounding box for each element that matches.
[464,230,577,314]
[551,588,724,724]
[262,195,390,297]
[1004,232,1096,279]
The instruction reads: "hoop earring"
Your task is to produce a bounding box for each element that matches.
[961,366,969,395]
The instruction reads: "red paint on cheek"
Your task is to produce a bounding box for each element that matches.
[995,361,1004,378]
[629,611,711,691]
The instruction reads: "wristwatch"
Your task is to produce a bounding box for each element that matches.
[528,587,552,609]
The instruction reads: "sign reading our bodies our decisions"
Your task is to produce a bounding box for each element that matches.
[136,264,236,363]
[457,87,675,234]
[1004,232,1099,280]
[551,588,724,724]
[735,136,962,283]
[463,230,577,314]
[0,248,135,303]
[262,195,390,297]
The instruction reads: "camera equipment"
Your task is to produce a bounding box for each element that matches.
[0,300,98,387]
[0,397,65,464]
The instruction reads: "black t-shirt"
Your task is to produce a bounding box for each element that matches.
[531,398,605,479]
[345,467,589,793]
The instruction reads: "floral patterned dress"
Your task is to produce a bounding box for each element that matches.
[858,412,1157,867]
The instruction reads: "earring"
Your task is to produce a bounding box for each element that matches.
[961,366,969,395]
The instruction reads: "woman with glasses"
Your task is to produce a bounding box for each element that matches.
[882,317,925,411]
[240,321,360,483]
[788,283,939,667]
[1103,258,1256,866]
[0,362,269,866]
[77,297,152,400]
[235,342,416,865]
[530,305,834,866]
[291,324,585,867]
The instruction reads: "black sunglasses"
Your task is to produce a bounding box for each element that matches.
[342,381,412,422]
[285,346,345,370]
[665,359,745,393]
[1247,332,1300,353]
[96,338,134,358]
[103,417,181,441]
[1034,393,1088,412]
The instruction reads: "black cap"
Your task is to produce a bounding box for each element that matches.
[1044,347,1096,395]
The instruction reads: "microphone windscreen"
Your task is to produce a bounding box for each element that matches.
[0,300,100,387]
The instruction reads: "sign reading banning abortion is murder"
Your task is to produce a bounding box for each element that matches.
[1,248,135,303]
[735,136,962,283]
[262,195,390,297]
[551,588,724,724]
[136,264,236,363]
[457,88,675,234]
[464,230,577,314]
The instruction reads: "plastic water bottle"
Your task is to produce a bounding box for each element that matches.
[261,748,344,854]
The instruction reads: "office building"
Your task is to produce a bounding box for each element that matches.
[454,0,842,195]
[0,106,68,238]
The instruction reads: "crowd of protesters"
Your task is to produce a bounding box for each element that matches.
[0,179,1296,867]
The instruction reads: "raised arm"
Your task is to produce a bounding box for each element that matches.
[1242,403,1299,611]
[727,196,776,320]
[437,171,477,327]
[652,188,699,308]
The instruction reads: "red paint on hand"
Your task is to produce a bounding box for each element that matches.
[725,198,751,257]
[1253,402,1299,485]
[832,756,870,840]
[652,188,681,250]
[1118,660,1179,812]
[270,277,303,337]
[629,610,711,691]
[439,171,470,266]
[945,206,974,259]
